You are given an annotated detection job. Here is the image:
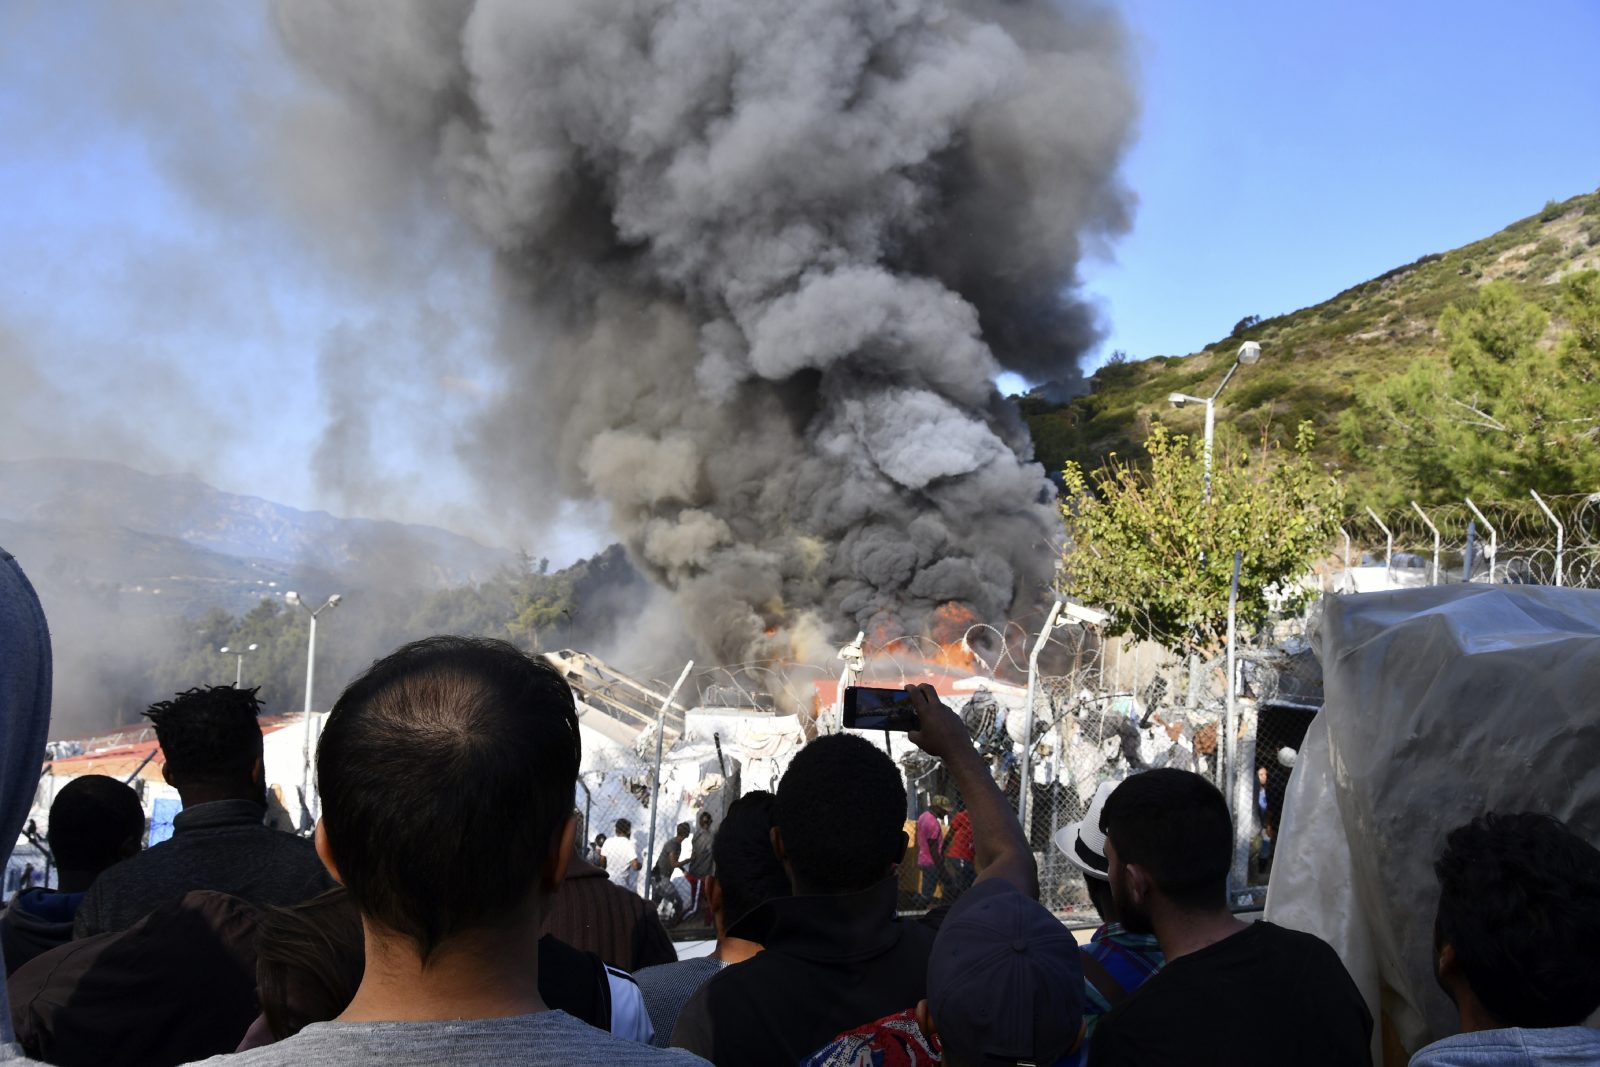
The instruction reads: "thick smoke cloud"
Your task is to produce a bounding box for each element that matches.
[272,0,1137,665]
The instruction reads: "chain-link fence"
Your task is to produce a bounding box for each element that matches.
[1333,493,1600,591]
[558,491,1594,932]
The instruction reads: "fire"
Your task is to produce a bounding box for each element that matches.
[927,603,978,645]
[917,603,981,674]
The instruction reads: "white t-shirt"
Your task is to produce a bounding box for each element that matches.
[601,836,640,891]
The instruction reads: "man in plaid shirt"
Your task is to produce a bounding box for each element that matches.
[1052,780,1165,1067]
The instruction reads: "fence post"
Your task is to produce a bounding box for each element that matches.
[1225,551,1242,823]
[1340,527,1353,593]
[1020,601,1064,835]
[644,659,695,903]
[1410,501,1441,585]
[1464,521,1476,582]
[1464,498,1496,583]
[1365,506,1393,588]
[1530,490,1564,587]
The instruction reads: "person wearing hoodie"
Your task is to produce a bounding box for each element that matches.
[1410,812,1600,1067]
[0,544,55,1058]
[1,775,145,974]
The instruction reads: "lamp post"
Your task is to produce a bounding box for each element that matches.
[218,643,259,688]
[1167,341,1262,503]
[285,591,342,822]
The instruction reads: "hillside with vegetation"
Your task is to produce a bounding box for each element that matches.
[1023,188,1600,508]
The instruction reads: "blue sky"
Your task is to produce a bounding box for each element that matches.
[1,1,1597,558]
[1077,0,1600,367]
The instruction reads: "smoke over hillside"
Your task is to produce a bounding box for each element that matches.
[272,0,1137,664]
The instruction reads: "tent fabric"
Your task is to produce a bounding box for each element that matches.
[0,546,54,1058]
[1266,584,1600,1059]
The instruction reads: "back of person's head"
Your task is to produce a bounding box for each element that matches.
[775,733,906,894]
[615,818,632,837]
[924,881,1084,1066]
[1100,769,1231,911]
[1083,870,1117,923]
[146,686,264,793]
[256,887,365,1040]
[712,791,789,927]
[48,774,145,875]
[1433,811,1600,1028]
[317,636,580,960]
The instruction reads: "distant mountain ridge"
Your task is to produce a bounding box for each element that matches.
[0,458,518,619]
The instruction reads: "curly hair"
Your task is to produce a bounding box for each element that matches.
[775,734,907,894]
[1434,811,1600,1028]
[144,685,264,786]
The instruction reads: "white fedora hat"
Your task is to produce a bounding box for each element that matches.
[1052,779,1120,881]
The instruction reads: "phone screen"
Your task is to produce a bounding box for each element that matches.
[843,686,919,731]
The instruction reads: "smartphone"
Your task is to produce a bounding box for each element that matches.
[843,686,920,731]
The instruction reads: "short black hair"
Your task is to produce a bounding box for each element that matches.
[615,818,632,836]
[775,734,906,894]
[677,822,691,837]
[317,636,580,960]
[49,775,145,873]
[145,685,264,787]
[713,791,789,927]
[698,811,713,826]
[1434,811,1600,1028]
[1100,769,1231,910]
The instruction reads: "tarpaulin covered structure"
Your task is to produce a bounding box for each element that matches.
[1266,585,1600,1061]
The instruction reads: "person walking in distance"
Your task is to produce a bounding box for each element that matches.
[686,811,714,921]
[915,797,949,909]
[603,818,643,895]
[940,804,975,902]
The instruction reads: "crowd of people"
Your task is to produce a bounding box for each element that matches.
[2,594,1599,1064]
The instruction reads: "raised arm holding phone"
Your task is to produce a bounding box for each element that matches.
[902,683,1038,900]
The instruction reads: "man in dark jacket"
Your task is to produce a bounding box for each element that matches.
[543,853,678,973]
[672,732,933,1065]
[1,775,144,974]
[73,686,332,937]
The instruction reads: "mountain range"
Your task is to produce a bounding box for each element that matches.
[0,458,517,618]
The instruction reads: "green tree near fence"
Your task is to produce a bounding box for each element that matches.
[1059,422,1344,652]
[1340,272,1600,504]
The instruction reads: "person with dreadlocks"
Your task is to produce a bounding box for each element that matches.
[73,685,333,937]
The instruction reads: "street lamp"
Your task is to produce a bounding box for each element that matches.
[1167,341,1262,503]
[218,643,259,688]
[285,591,342,825]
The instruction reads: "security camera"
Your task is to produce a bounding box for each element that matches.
[1056,599,1111,627]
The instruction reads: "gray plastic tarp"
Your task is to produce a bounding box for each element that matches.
[1265,584,1600,1057]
